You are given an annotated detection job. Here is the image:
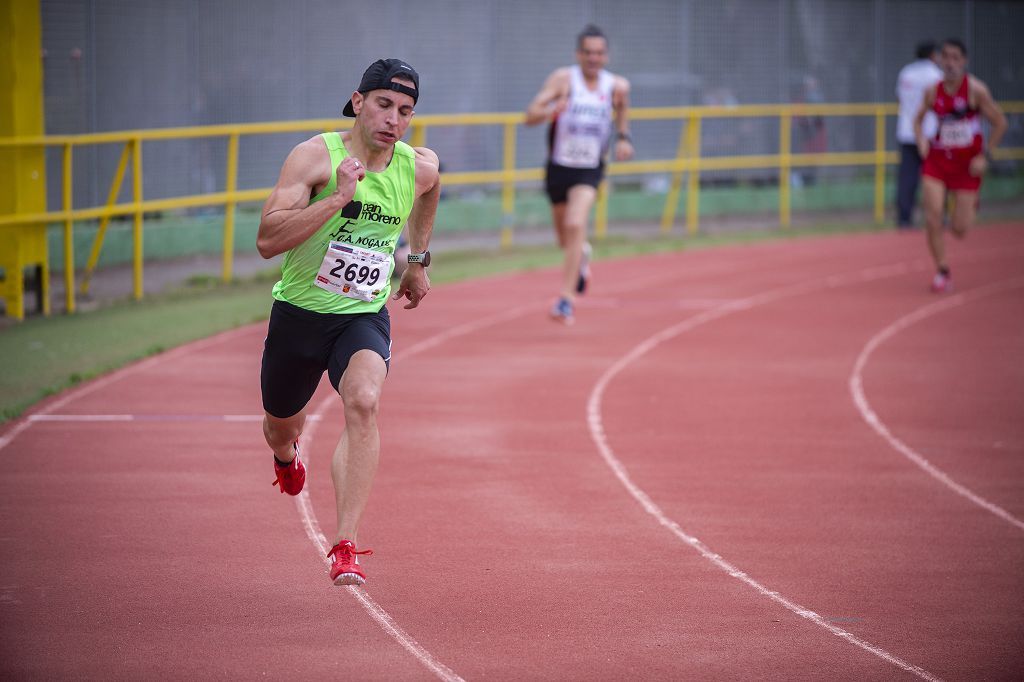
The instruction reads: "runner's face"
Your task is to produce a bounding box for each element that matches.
[940,45,966,80]
[576,37,608,78]
[352,79,415,149]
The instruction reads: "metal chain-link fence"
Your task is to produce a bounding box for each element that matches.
[40,0,1024,209]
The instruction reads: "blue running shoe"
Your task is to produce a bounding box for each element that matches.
[549,297,575,325]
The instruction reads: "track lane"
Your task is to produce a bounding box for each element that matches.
[3,224,1022,679]
[593,230,1024,679]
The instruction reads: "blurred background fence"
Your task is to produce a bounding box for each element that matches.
[38,0,1024,208]
[3,0,1024,318]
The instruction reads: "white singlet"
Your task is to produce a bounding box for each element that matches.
[551,66,615,169]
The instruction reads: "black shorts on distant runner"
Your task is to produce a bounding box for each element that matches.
[261,299,391,418]
[544,160,606,204]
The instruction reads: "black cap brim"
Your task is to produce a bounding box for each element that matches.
[343,58,419,118]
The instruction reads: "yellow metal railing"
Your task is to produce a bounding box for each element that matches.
[1,102,1022,316]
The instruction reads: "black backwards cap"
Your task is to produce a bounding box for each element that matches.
[343,58,420,117]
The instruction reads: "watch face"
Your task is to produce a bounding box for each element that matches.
[409,251,431,266]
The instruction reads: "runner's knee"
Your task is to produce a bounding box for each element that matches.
[264,414,302,446]
[342,383,381,421]
[562,221,586,238]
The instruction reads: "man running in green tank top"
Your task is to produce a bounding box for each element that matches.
[257,59,440,586]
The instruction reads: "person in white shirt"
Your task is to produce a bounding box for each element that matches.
[525,25,634,325]
[895,42,942,228]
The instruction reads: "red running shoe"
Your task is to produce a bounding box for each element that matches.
[328,540,373,586]
[271,440,305,495]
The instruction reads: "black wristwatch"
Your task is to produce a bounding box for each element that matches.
[408,251,431,267]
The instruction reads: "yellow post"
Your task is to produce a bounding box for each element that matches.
[779,111,792,229]
[410,123,426,148]
[660,114,692,233]
[500,122,516,248]
[0,0,48,320]
[62,143,75,313]
[595,180,608,240]
[685,114,702,236]
[222,132,239,282]
[132,138,144,299]
[81,141,131,295]
[874,107,886,225]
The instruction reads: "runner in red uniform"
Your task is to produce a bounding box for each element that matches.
[914,38,1006,293]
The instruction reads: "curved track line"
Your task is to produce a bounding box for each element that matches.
[290,432,465,682]
[586,261,945,681]
[10,242,1017,676]
[399,303,538,358]
[290,303,538,682]
[0,325,255,452]
[849,276,1024,532]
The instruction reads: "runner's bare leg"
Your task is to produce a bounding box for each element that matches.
[921,176,948,269]
[559,185,597,300]
[950,189,977,239]
[331,349,388,545]
[264,412,305,462]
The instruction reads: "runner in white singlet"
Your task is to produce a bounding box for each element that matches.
[525,24,634,325]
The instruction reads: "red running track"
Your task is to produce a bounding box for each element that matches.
[2,224,1023,680]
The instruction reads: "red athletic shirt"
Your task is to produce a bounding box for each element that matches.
[931,75,982,154]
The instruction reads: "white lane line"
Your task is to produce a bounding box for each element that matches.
[0,325,256,451]
[29,414,134,422]
[587,260,945,681]
[285,304,538,682]
[398,303,538,358]
[8,243,1017,676]
[293,413,465,682]
[6,301,538,681]
[850,276,1024,532]
[0,238,1006,455]
[295,492,464,682]
[582,297,743,310]
[0,311,462,677]
[26,414,322,423]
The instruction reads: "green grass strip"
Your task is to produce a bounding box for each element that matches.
[0,281,273,422]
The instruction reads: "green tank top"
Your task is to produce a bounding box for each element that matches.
[271,132,416,314]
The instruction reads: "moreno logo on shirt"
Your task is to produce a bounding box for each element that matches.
[328,199,402,242]
[359,202,402,225]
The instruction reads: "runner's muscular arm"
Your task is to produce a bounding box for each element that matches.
[525,69,570,126]
[612,75,634,162]
[968,78,1008,177]
[392,147,441,309]
[256,137,363,258]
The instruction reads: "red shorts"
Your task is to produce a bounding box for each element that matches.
[922,147,982,192]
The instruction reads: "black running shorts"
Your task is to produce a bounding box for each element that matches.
[545,160,606,204]
[260,299,391,418]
